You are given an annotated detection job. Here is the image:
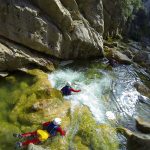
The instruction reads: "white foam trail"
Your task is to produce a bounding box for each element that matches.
[48,69,112,123]
[48,65,144,123]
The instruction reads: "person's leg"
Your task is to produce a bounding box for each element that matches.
[15,138,41,148]
[13,131,37,138]
[22,138,41,146]
[21,131,37,138]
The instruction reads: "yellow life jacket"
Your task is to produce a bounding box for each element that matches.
[37,129,50,141]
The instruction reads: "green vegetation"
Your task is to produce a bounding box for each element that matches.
[120,0,142,21]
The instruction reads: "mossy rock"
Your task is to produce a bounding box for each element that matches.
[66,107,119,150]
[0,122,20,150]
[0,69,70,150]
[0,69,119,150]
[85,68,103,79]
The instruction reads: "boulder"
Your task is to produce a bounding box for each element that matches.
[118,127,150,150]
[133,51,150,67]
[105,48,132,64]
[134,82,150,98]
[136,117,150,134]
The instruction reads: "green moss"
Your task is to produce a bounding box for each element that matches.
[65,107,119,150]
[0,69,119,150]
[0,69,65,150]
[86,68,103,79]
[0,122,20,150]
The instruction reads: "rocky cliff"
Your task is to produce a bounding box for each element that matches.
[127,0,150,42]
[103,0,142,38]
[0,0,104,71]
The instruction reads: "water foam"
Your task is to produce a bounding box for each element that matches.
[48,69,112,123]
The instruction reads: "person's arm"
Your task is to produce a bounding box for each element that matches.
[42,122,50,127]
[56,127,66,136]
[70,88,81,93]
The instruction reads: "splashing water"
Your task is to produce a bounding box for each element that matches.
[48,62,150,127]
[49,69,112,123]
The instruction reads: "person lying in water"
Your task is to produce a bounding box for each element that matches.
[13,118,66,148]
[61,82,81,96]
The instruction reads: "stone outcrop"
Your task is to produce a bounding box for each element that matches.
[102,0,142,38]
[104,47,132,65]
[134,82,150,98]
[127,0,150,41]
[0,37,54,71]
[136,117,150,134]
[102,0,122,37]
[118,127,150,150]
[118,116,150,150]
[133,51,150,67]
[0,0,104,62]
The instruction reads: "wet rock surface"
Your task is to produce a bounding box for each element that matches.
[118,128,150,150]
[136,117,150,134]
[134,82,150,98]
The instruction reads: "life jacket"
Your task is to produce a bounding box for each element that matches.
[61,85,71,96]
[37,129,49,141]
[46,122,59,136]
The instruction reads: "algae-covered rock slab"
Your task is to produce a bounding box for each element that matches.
[0,69,119,150]
[66,107,118,150]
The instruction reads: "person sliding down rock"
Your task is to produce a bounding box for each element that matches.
[61,82,81,96]
[13,118,66,148]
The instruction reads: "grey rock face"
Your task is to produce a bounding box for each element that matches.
[0,38,54,71]
[102,0,121,37]
[0,0,104,60]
